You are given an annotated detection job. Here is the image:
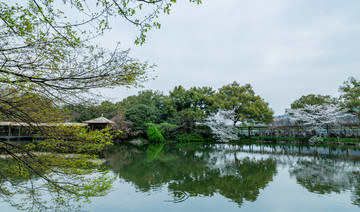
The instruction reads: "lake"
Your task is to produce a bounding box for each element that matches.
[88,143,360,212]
[2,143,360,211]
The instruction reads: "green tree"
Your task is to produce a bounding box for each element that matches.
[169,86,216,114]
[125,104,160,132]
[118,90,166,109]
[177,108,204,132]
[216,82,274,128]
[116,90,167,121]
[168,86,216,132]
[291,94,338,109]
[339,77,360,122]
[0,91,69,123]
[66,101,119,122]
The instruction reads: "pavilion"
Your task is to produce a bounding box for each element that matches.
[82,114,114,130]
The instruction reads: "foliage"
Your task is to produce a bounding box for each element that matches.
[286,104,347,133]
[169,86,216,114]
[339,77,360,122]
[0,0,203,123]
[110,113,140,140]
[125,104,160,133]
[0,1,154,121]
[117,90,166,111]
[177,108,203,132]
[291,94,339,109]
[215,81,274,127]
[27,125,114,155]
[65,101,120,122]
[155,122,178,139]
[146,143,165,162]
[194,124,213,139]
[168,86,217,132]
[106,144,277,207]
[0,92,69,123]
[289,157,360,198]
[0,125,118,210]
[0,134,116,211]
[0,0,203,210]
[203,110,239,141]
[147,124,164,143]
[0,154,116,211]
[175,132,207,142]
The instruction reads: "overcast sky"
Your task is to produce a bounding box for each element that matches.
[97,0,360,115]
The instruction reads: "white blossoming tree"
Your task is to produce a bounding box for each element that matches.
[286,104,346,137]
[203,110,239,141]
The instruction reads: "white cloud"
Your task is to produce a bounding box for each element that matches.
[98,0,360,115]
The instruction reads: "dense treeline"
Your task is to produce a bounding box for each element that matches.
[63,77,360,142]
[65,82,274,142]
[1,77,358,142]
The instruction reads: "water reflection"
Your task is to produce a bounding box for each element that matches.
[105,143,277,207]
[105,143,360,209]
[288,156,360,207]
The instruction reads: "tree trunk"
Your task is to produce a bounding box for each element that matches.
[232,120,237,135]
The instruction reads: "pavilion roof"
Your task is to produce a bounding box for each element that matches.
[82,115,114,124]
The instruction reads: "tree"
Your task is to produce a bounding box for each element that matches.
[119,90,165,108]
[169,86,216,114]
[168,86,216,132]
[0,91,69,123]
[286,104,346,136]
[125,104,160,132]
[116,90,168,121]
[291,94,338,109]
[0,0,201,123]
[0,0,202,210]
[339,77,360,123]
[203,110,238,141]
[215,82,274,129]
[110,113,140,140]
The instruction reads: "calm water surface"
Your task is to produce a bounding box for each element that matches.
[87,143,360,212]
[2,143,360,211]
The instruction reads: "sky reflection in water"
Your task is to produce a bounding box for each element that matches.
[86,143,360,212]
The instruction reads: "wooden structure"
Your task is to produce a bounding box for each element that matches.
[237,124,359,138]
[0,122,87,138]
[0,115,114,138]
[82,115,114,130]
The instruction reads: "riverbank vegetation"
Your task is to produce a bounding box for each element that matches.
[61,77,359,145]
[0,0,359,210]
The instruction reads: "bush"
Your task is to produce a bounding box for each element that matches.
[147,124,164,143]
[195,125,214,139]
[175,132,208,142]
[156,122,178,139]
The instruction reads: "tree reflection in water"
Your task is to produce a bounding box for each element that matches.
[0,156,116,211]
[288,156,360,206]
[105,143,360,208]
[105,143,277,207]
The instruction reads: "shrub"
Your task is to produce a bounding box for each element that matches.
[147,124,164,143]
[156,122,178,139]
[175,132,207,142]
